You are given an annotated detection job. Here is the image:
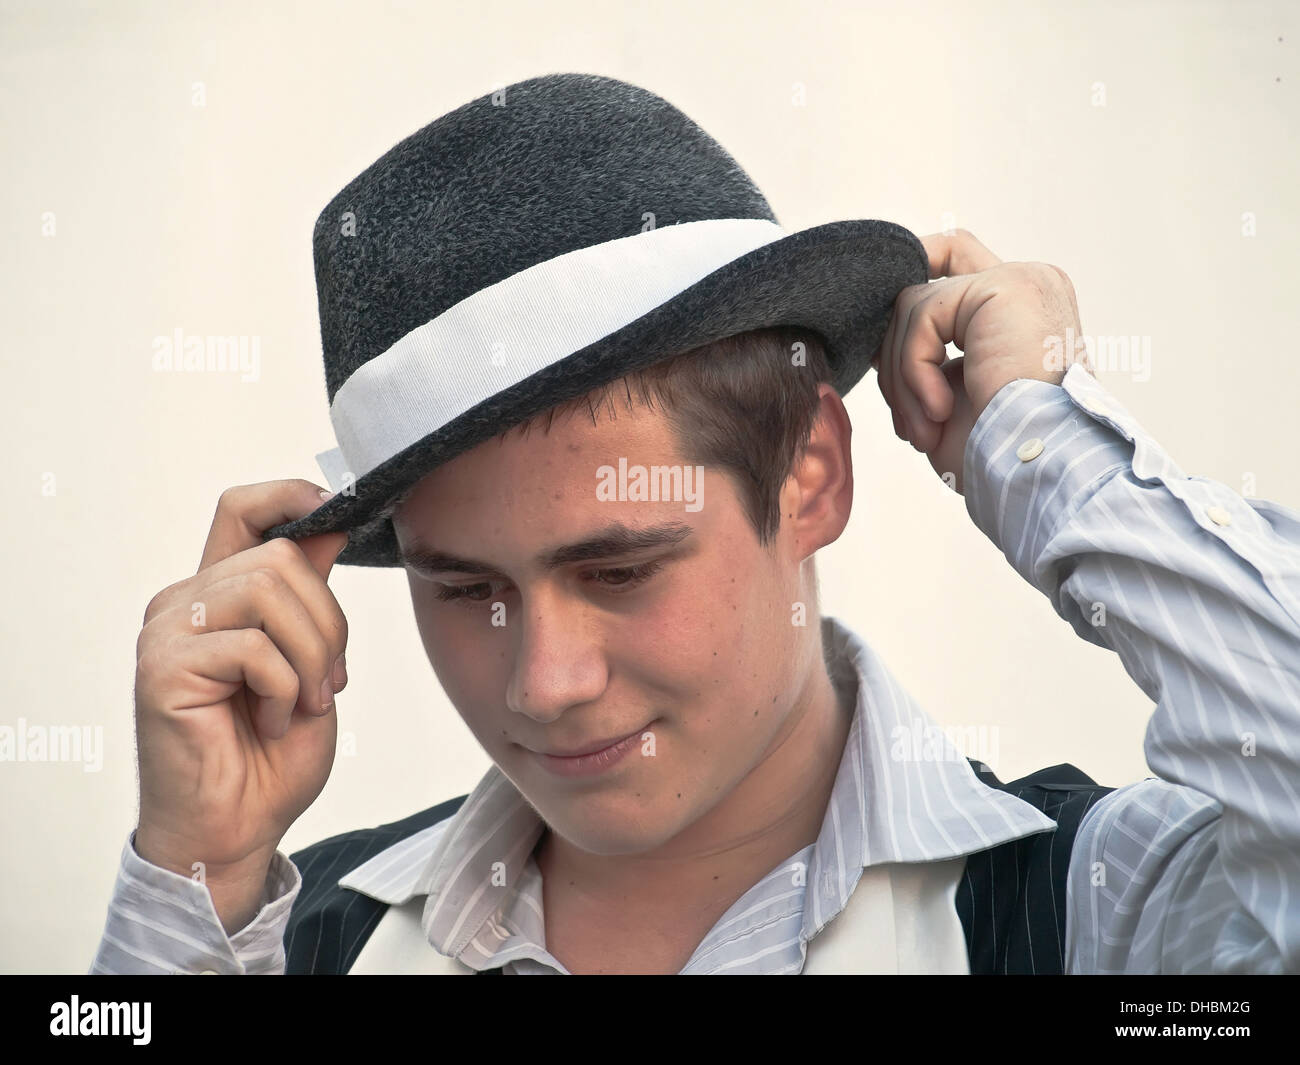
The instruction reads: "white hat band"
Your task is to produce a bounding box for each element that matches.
[315,217,788,491]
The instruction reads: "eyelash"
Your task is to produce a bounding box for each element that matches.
[432,561,665,604]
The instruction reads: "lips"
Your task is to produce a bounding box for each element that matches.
[536,726,645,759]
[530,729,645,778]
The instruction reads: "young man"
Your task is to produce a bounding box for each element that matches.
[92,73,1300,974]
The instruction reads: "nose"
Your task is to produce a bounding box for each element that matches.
[505,587,608,723]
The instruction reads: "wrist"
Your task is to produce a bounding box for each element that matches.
[133,824,279,934]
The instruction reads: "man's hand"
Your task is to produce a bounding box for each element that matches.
[132,481,350,933]
[871,229,1090,494]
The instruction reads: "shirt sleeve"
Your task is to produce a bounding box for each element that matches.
[961,363,1300,974]
[89,829,301,974]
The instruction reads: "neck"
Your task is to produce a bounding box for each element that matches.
[535,625,855,924]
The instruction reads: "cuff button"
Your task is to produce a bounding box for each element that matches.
[1207,505,1232,526]
[1016,438,1045,462]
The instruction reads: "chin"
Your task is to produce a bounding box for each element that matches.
[534,790,679,856]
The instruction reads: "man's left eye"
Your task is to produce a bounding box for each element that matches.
[589,561,663,588]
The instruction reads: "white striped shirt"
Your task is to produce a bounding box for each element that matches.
[90,364,1300,974]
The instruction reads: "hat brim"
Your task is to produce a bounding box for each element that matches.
[263,218,928,566]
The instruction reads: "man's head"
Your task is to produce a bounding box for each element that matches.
[391,325,855,855]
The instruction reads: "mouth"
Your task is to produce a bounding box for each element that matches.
[524,722,655,778]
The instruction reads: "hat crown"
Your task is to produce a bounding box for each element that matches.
[312,73,776,400]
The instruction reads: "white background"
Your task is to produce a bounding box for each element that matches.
[1,0,1296,972]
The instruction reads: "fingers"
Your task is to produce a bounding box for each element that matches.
[156,567,339,735]
[198,480,338,575]
[143,539,350,735]
[919,228,1003,279]
[902,341,954,441]
[876,296,916,446]
[879,278,962,451]
[148,535,349,658]
[875,229,1001,451]
[164,628,303,741]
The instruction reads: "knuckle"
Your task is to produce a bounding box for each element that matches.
[215,484,246,515]
[1005,262,1050,296]
[135,631,181,690]
[142,588,170,627]
[329,609,349,652]
[1028,261,1067,289]
[1048,263,1076,297]
[261,535,303,567]
[238,626,270,656]
[134,624,154,665]
[1018,262,1076,314]
[134,641,162,683]
[244,566,283,597]
[1034,261,1072,287]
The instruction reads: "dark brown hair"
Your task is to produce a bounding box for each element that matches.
[501,325,835,546]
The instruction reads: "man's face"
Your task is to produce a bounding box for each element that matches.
[392,395,815,856]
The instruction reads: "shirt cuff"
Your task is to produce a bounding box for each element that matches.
[962,365,1142,592]
[91,830,301,974]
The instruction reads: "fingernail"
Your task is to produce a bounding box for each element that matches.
[332,653,347,692]
[319,489,336,503]
[319,674,335,712]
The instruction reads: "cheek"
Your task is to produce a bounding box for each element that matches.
[635,559,796,743]
[411,591,504,708]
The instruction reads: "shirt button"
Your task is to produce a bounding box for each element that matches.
[1207,505,1232,526]
[1016,438,1044,462]
[199,970,218,975]
[1080,395,1110,417]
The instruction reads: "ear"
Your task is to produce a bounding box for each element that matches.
[780,383,854,561]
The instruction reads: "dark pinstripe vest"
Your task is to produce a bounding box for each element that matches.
[283,761,1114,974]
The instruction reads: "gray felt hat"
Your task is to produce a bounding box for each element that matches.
[261,71,929,566]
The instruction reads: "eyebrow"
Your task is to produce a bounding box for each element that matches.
[399,520,695,576]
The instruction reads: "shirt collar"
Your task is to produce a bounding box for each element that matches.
[338,615,1055,955]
